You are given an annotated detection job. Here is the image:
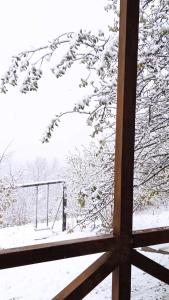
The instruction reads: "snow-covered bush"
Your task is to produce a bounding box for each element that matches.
[65,143,113,230]
[0,178,15,225]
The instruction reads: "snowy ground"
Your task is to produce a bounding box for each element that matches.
[0,206,169,300]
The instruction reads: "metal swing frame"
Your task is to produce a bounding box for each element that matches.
[17,180,67,231]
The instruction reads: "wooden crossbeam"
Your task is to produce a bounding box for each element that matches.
[132,250,169,285]
[52,251,119,300]
[133,226,169,248]
[1,226,169,271]
[0,234,116,269]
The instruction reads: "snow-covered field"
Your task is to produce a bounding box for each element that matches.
[0,206,169,300]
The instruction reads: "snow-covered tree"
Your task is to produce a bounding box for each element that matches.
[0,0,169,224]
[65,143,113,230]
[0,148,16,225]
[20,157,61,183]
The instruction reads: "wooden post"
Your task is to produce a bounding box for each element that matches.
[112,0,140,299]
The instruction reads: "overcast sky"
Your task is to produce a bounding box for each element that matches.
[0,0,111,165]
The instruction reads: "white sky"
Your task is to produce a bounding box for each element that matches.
[0,0,111,165]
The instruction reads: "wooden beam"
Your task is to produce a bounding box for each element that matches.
[0,234,116,269]
[113,261,132,300]
[113,0,140,236]
[132,249,169,285]
[132,226,169,248]
[112,0,140,299]
[52,252,119,300]
[140,246,169,255]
